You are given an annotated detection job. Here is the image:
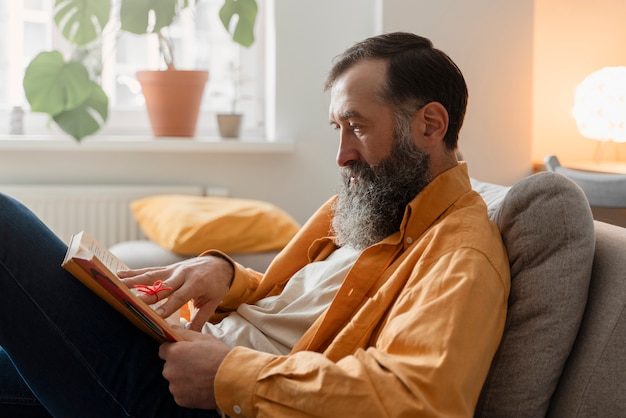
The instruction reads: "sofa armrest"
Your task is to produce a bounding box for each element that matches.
[548,221,626,417]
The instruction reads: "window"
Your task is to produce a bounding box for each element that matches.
[0,0,266,137]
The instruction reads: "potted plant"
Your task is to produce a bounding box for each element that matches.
[22,0,258,141]
[216,60,245,138]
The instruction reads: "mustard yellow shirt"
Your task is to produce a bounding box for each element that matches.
[213,163,510,417]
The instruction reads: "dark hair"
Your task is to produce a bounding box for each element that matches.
[324,32,468,150]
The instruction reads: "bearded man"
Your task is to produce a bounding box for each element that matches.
[0,32,510,417]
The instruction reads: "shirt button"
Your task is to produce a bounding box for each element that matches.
[233,405,242,415]
[406,236,413,244]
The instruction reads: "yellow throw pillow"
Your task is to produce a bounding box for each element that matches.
[130,195,300,255]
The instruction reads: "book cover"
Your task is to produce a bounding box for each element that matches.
[62,231,183,342]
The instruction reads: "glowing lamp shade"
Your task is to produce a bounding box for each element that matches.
[573,66,626,143]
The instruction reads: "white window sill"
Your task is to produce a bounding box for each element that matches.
[0,135,295,153]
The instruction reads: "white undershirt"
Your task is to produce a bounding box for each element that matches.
[201,245,361,355]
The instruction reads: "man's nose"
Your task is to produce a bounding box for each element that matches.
[336,131,360,167]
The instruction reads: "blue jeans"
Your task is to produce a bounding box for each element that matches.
[0,194,219,417]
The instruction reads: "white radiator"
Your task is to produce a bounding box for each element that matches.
[0,184,229,248]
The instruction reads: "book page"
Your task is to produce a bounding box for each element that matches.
[71,231,129,274]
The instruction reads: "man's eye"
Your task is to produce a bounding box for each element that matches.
[350,123,362,133]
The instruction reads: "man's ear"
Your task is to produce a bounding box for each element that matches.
[411,102,449,146]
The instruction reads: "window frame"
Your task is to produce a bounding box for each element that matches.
[0,0,268,139]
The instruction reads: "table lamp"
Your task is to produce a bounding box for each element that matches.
[572,66,626,162]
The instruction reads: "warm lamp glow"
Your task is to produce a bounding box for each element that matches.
[573,66,626,143]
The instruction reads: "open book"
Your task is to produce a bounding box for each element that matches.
[62,231,183,342]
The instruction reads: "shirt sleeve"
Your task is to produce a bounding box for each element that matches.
[214,247,509,417]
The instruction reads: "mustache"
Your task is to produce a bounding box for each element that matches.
[340,161,379,185]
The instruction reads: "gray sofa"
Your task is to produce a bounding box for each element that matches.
[473,172,625,417]
[111,171,626,417]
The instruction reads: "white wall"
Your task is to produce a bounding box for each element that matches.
[0,0,534,226]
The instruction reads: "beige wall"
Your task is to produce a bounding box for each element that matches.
[382,0,535,184]
[533,0,626,164]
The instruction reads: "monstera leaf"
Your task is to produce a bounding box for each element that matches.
[23,51,108,140]
[120,0,181,34]
[219,0,258,47]
[53,83,109,141]
[54,0,111,46]
[23,51,93,115]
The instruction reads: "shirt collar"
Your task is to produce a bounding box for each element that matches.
[390,162,472,249]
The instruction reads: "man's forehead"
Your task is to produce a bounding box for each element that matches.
[329,60,387,117]
[332,59,387,92]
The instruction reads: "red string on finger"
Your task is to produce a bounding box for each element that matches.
[133,280,173,303]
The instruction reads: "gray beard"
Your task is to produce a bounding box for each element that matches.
[331,134,432,250]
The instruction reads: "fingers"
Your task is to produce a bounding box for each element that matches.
[118,267,170,290]
[118,267,182,311]
[117,265,166,278]
[154,285,191,319]
[188,300,221,332]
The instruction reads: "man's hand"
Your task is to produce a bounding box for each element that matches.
[159,328,231,410]
[118,255,234,330]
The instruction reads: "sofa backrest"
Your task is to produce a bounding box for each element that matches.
[471,172,596,417]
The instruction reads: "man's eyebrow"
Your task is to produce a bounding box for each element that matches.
[338,110,361,121]
[329,110,362,125]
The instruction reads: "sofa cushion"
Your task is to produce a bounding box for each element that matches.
[548,221,626,416]
[130,195,300,256]
[473,172,596,417]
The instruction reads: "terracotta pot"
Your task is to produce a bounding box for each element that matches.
[216,113,243,138]
[136,70,209,137]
